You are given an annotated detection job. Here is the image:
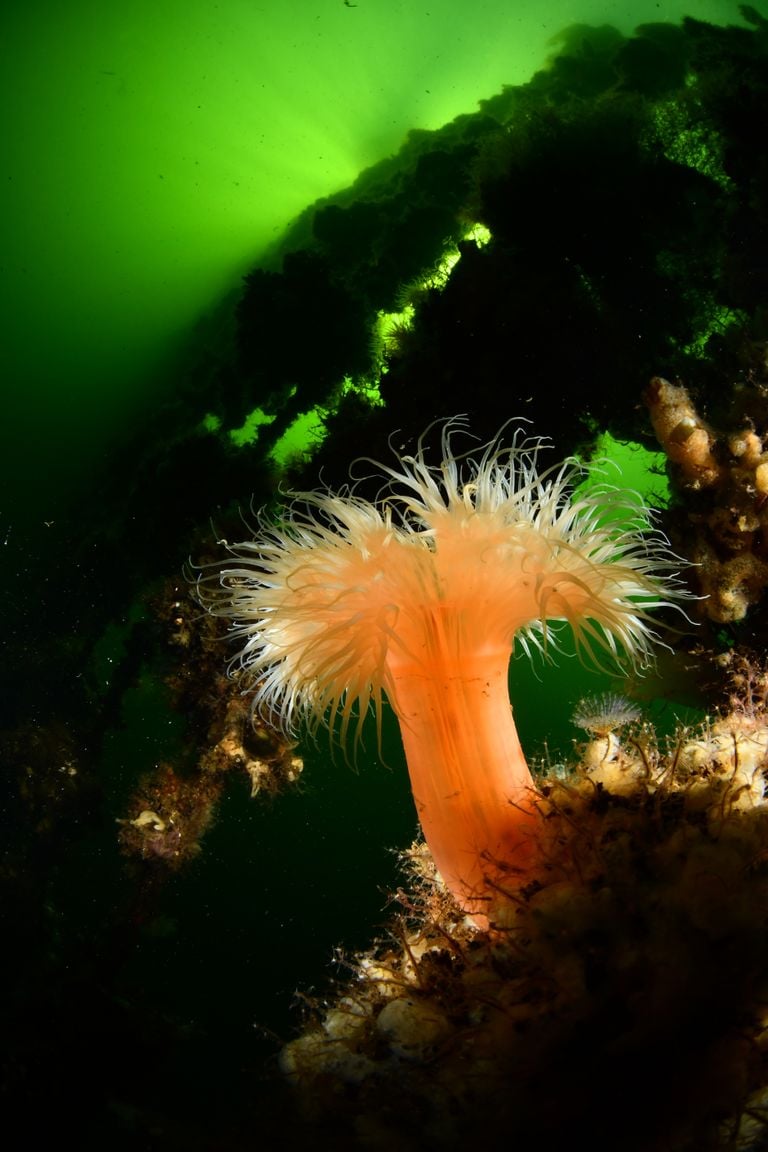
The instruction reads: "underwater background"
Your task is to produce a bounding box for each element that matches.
[2,1,766,1148]
[0,0,744,517]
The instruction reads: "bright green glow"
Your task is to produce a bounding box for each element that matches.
[201,412,222,433]
[374,222,493,366]
[250,218,492,466]
[233,216,493,464]
[2,0,752,514]
[229,407,275,448]
[681,304,747,360]
[374,304,416,363]
[579,432,670,509]
[424,247,462,290]
[653,99,732,189]
[268,411,327,469]
[226,375,384,466]
[423,221,493,290]
[466,223,492,248]
[341,374,384,408]
[265,376,384,469]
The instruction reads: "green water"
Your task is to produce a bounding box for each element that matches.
[0,0,750,517]
[1,2,762,1146]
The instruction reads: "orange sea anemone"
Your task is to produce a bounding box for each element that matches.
[197,418,691,926]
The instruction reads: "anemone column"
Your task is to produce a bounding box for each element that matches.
[388,634,538,925]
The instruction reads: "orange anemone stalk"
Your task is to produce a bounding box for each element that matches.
[198,419,689,927]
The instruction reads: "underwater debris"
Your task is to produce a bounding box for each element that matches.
[3,720,96,840]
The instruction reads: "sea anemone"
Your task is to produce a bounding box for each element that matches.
[197,418,691,926]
